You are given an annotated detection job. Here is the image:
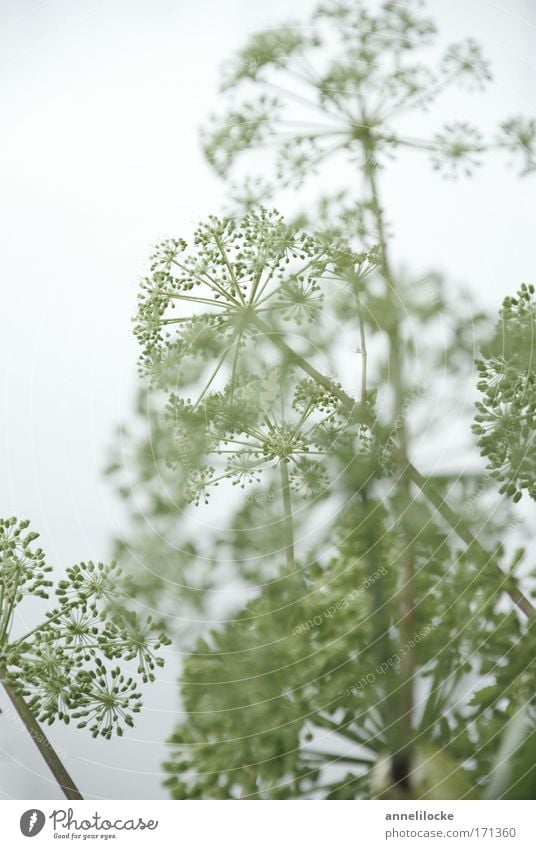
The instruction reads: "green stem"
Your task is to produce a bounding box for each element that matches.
[367,160,415,784]
[303,750,374,766]
[0,674,83,800]
[358,307,368,406]
[314,713,379,749]
[215,235,246,305]
[12,598,83,647]
[253,316,369,424]
[279,460,295,570]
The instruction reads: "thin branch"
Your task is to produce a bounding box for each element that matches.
[358,306,368,405]
[1,674,83,800]
[12,598,84,647]
[253,316,369,425]
[279,460,295,571]
[303,750,374,766]
[367,162,415,767]
[314,713,377,748]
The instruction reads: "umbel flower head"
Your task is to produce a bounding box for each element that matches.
[201,0,535,188]
[134,210,378,506]
[166,366,372,507]
[134,207,380,388]
[0,518,170,738]
[134,208,330,379]
[473,283,536,502]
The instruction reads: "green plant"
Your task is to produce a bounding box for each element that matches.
[110,0,536,798]
[0,517,170,799]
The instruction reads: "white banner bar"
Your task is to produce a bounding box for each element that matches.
[1,800,535,848]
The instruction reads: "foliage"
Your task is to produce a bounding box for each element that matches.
[109,0,536,799]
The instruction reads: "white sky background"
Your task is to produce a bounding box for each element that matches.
[0,0,535,799]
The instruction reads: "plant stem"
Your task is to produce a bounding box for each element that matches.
[279,460,295,570]
[366,159,416,787]
[303,750,374,766]
[0,674,83,800]
[12,598,82,647]
[358,308,368,406]
[253,316,369,424]
[315,713,376,748]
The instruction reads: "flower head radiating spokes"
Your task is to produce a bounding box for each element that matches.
[167,367,371,506]
[0,519,170,738]
[134,208,383,507]
[441,39,492,90]
[498,117,536,176]
[73,660,142,740]
[201,0,534,188]
[135,209,327,379]
[134,207,376,398]
[430,122,484,178]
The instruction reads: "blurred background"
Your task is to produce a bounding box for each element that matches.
[1,0,535,799]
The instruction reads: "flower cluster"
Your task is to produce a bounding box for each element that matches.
[202,97,279,178]
[0,519,170,738]
[498,117,536,176]
[134,209,329,379]
[441,39,492,90]
[172,368,361,506]
[473,284,536,502]
[198,0,532,189]
[430,122,483,178]
[134,210,379,500]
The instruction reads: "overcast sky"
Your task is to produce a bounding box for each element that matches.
[1,0,535,799]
